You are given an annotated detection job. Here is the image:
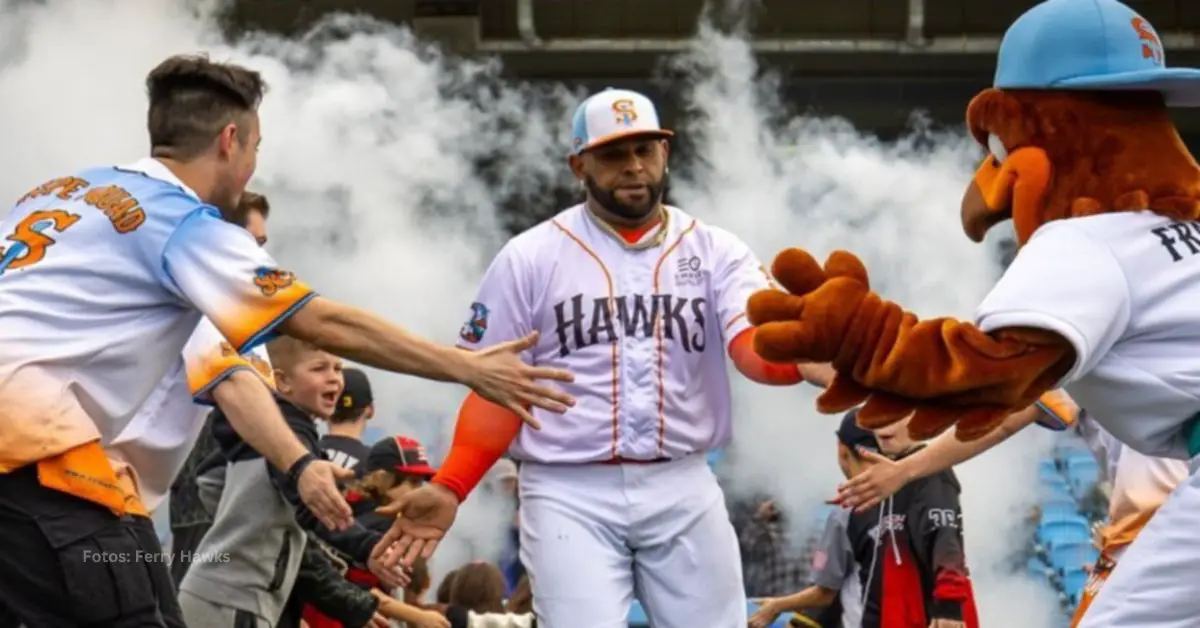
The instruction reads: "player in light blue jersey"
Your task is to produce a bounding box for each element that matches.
[0,54,574,627]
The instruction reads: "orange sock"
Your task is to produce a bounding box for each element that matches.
[432,392,522,502]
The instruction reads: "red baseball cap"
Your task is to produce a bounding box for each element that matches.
[364,436,437,477]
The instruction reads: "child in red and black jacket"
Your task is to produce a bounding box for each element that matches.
[844,410,979,628]
[303,435,440,628]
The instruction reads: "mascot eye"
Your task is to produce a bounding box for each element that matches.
[987,133,1008,165]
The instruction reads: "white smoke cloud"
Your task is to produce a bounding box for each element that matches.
[0,0,1063,622]
[671,20,1062,627]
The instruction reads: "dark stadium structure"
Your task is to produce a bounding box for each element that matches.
[226,0,1200,139]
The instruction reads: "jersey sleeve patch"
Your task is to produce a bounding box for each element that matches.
[459,301,491,345]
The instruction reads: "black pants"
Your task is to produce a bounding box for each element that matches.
[0,465,185,628]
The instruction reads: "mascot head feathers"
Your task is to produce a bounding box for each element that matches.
[960,0,1200,246]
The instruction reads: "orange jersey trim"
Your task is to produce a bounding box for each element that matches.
[211,283,317,353]
[652,219,697,456]
[551,219,621,458]
[187,341,276,401]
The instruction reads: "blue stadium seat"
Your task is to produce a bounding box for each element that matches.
[1065,458,1100,492]
[1038,459,1062,481]
[1041,476,1072,495]
[1026,557,1051,581]
[1040,511,1089,527]
[1061,569,1090,605]
[1039,500,1078,520]
[1050,542,1099,575]
[1061,451,1096,471]
[1038,519,1091,550]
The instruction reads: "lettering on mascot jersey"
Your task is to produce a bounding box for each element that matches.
[552,293,709,357]
[1151,221,1200,262]
[927,508,961,530]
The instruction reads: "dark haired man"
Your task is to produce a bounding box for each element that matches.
[0,54,572,627]
[321,367,374,471]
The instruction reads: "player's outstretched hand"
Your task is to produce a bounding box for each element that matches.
[372,483,460,569]
[465,331,575,429]
[832,447,913,513]
[298,460,356,530]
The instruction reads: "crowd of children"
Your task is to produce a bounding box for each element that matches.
[167,335,539,628]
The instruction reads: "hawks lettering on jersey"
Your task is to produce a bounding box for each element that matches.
[552,293,709,356]
[457,204,769,464]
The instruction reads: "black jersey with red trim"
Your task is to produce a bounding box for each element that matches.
[846,449,980,628]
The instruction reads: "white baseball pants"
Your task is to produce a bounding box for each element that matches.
[517,453,746,628]
[1077,458,1198,627]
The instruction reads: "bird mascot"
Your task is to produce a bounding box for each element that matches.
[746,0,1200,625]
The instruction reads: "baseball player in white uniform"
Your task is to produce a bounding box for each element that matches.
[376,88,814,628]
[0,54,571,627]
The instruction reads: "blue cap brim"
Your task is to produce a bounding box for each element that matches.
[1040,67,1200,106]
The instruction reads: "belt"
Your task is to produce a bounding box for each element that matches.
[1187,414,1200,459]
[601,456,672,465]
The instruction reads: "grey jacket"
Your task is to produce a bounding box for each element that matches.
[180,399,382,624]
[179,444,308,624]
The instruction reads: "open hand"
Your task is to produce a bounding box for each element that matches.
[465,331,575,429]
[372,483,459,569]
[367,552,411,590]
[298,460,356,530]
[833,447,913,512]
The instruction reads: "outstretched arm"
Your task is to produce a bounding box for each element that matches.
[748,223,1128,439]
[835,403,1042,512]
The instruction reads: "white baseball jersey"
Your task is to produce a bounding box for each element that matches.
[0,158,315,474]
[109,318,275,511]
[456,204,770,463]
[975,211,1200,460]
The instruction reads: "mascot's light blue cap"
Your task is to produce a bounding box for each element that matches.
[994,0,1200,106]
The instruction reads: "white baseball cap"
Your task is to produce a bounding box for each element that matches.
[570,88,673,154]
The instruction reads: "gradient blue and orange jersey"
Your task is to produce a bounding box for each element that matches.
[0,158,314,476]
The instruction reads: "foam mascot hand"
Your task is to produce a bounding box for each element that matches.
[747,248,879,412]
[747,248,1075,441]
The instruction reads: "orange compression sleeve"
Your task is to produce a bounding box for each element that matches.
[729,328,802,386]
[432,392,522,502]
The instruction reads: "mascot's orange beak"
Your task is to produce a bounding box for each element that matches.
[961,147,1051,244]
